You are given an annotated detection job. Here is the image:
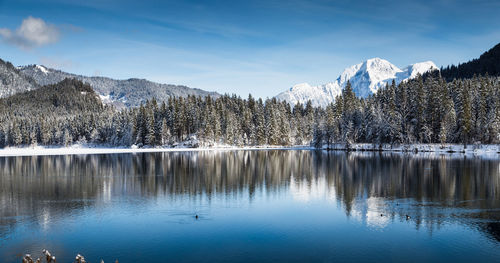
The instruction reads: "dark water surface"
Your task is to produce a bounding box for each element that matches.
[1,150,500,262]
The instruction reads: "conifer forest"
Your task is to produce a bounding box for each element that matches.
[1,73,499,148]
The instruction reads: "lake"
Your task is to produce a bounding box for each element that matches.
[1,150,500,262]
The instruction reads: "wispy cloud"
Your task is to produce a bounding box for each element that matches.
[0,16,60,49]
[39,56,76,70]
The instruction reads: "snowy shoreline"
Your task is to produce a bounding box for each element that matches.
[0,143,499,157]
[0,145,314,157]
[320,143,500,154]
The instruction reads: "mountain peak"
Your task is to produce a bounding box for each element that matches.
[403,61,438,79]
[365,57,392,66]
[290,83,312,91]
[276,82,341,108]
[338,58,403,97]
[364,58,402,74]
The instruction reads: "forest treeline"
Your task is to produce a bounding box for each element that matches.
[0,73,499,148]
[440,43,500,81]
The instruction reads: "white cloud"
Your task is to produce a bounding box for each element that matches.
[0,16,60,49]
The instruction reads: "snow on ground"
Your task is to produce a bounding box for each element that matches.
[0,143,499,157]
[0,144,313,157]
[322,143,500,155]
[98,94,113,104]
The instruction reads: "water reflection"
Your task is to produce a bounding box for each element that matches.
[1,150,500,261]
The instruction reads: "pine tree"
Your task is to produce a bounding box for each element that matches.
[312,121,324,148]
[0,128,5,148]
[40,119,51,145]
[213,110,222,144]
[90,128,100,144]
[225,111,235,145]
[29,128,37,146]
[12,122,22,146]
[459,82,473,144]
[161,118,171,145]
[133,105,147,145]
[145,110,156,146]
[415,75,426,142]
[303,100,315,142]
[440,83,456,143]
[325,104,336,145]
[255,100,266,145]
[63,128,72,146]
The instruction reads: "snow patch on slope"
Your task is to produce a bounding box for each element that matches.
[35,64,49,74]
[98,94,113,104]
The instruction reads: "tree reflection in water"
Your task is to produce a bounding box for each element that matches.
[1,150,500,243]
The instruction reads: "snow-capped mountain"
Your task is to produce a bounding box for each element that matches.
[276,58,438,107]
[276,82,342,108]
[400,61,439,80]
[339,58,404,98]
[18,64,219,108]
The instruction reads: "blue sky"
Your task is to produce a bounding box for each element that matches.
[0,0,499,98]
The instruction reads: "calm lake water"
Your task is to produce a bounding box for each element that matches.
[1,150,500,262]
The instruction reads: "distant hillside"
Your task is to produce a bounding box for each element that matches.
[441,42,500,80]
[0,59,39,98]
[0,78,116,147]
[0,78,103,116]
[19,65,219,108]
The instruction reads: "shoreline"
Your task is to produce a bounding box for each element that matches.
[0,145,314,157]
[0,143,498,157]
[320,143,500,154]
